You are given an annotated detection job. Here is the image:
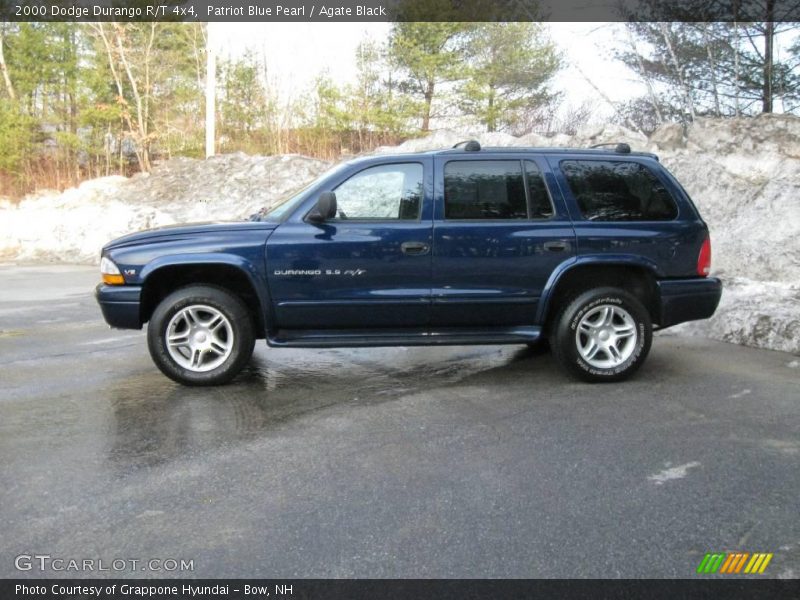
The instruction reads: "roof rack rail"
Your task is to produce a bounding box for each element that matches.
[452,140,481,152]
[590,142,631,154]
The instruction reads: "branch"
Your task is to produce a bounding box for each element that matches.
[90,23,124,99]
[575,64,645,135]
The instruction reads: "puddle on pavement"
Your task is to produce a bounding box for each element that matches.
[104,345,540,471]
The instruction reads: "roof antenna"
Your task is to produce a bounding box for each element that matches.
[452,140,481,152]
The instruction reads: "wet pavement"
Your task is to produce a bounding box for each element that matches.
[1,264,798,578]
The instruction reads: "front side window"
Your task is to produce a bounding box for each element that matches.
[333,163,423,220]
[444,160,527,220]
[560,160,679,221]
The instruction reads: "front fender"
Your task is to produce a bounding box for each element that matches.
[139,253,272,333]
[139,252,262,284]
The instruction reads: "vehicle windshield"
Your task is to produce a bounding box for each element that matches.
[253,163,347,222]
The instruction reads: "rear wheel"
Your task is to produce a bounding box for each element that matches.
[147,285,255,386]
[551,287,651,382]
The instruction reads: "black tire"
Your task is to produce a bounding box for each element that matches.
[551,287,652,383]
[147,285,256,386]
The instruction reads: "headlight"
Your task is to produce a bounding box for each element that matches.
[100,256,125,285]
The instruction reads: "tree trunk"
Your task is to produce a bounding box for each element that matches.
[143,24,155,162]
[763,4,775,113]
[422,80,434,132]
[733,21,741,117]
[659,23,696,120]
[205,23,216,158]
[702,26,722,117]
[113,24,149,171]
[487,88,495,132]
[0,31,16,101]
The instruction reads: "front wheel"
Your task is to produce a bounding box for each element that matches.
[147,285,256,386]
[551,287,652,383]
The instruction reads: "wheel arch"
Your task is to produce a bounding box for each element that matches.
[139,254,269,338]
[537,256,662,330]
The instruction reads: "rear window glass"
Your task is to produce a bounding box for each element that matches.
[560,160,678,221]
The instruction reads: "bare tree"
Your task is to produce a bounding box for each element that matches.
[701,25,722,115]
[89,23,130,172]
[576,65,644,134]
[89,23,156,171]
[114,23,153,170]
[658,22,696,119]
[625,25,663,124]
[0,27,16,101]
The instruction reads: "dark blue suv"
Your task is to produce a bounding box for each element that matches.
[96,142,722,385]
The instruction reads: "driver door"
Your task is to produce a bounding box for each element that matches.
[266,159,433,330]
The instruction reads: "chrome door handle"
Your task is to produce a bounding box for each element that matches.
[401,241,430,256]
[543,241,569,252]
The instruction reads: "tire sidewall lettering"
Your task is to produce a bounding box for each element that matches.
[568,296,646,377]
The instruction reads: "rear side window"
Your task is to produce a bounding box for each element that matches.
[333,163,423,220]
[445,160,527,220]
[560,160,678,221]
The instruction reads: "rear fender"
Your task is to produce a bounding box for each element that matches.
[536,254,663,324]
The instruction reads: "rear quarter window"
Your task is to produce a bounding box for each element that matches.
[560,160,678,221]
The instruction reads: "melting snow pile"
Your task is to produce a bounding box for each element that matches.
[0,153,330,264]
[0,116,797,353]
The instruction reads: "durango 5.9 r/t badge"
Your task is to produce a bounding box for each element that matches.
[273,269,366,277]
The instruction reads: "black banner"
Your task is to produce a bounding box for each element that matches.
[4,579,800,600]
[2,0,800,22]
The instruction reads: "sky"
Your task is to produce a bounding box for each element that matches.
[211,22,644,122]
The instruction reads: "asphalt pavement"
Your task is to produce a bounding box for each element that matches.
[0,265,798,578]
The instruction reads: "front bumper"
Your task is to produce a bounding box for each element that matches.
[95,284,142,329]
[656,277,722,328]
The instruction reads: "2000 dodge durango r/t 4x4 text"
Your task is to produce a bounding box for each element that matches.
[96,141,722,385]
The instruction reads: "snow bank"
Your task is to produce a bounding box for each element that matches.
[0,116,797,353]
[0,152,330,264]
[661,278,799,355]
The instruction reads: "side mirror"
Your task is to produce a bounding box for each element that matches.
[308,192,337,223]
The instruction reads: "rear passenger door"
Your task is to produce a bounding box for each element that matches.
[550,157,698,277]
[430,156,576,327]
